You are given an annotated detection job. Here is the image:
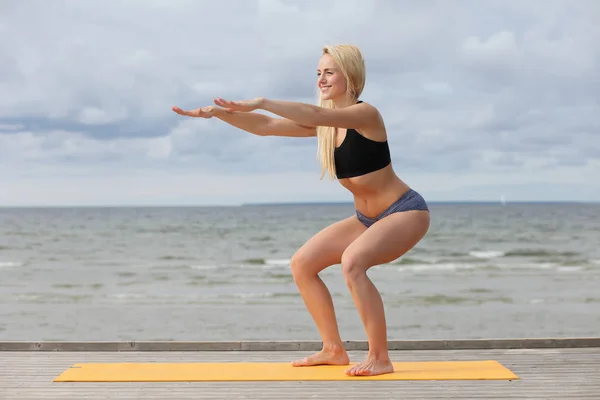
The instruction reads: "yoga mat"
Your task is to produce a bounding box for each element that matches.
[54,360,519,382]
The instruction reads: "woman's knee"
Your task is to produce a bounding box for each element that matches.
[290,250,315,283]
[290,216,364,284]
[340,251,369,284]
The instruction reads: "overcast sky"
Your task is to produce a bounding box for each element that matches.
[1,0,599,206]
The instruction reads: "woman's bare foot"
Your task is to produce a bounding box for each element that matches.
[345,357,394,376]
[291,347,350,367]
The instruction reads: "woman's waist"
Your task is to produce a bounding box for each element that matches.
[352,189,413,217]
[344,179,412,217]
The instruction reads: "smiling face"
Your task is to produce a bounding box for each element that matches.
[317,54,348,102]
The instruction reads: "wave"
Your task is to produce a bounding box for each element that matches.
[240,258,291,268]
[248,235,274,242]
[395,261,593,273]
[385,294,515,306]
[0,261,23,268]
[157,255,195,261]
[392,257,429,265]
[7,293,94,303]
[504,249,579,257]
[242,258,267,265]
[556,266,584,272]
[469,251,505,259]
[191,264,219,270]
[460,249,580,259]
[397,263,480,272]
[109,291,301,305]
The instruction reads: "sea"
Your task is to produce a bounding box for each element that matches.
[1,202,599,342]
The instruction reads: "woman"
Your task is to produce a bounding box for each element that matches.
[172,44,430,377]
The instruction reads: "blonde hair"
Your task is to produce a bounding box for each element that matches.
[316,44,366,179]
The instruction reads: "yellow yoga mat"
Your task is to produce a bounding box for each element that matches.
[54,360,519,382]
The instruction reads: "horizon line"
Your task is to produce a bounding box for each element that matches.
[0,200,598,208]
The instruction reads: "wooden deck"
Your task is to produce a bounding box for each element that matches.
[1,339,599,399]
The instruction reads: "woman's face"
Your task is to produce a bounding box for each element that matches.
[317,54,347,101]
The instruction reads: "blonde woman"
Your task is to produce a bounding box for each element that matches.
[172,44,430,376]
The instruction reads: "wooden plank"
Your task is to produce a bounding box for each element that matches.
[2,337,600,351]
[1,347,599,399]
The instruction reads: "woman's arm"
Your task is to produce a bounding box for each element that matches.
[217,110,315,137]
[171,105,315,137]
[213,97,379,130]
[260,99,379,130]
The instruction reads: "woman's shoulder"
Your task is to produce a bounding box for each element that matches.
[353,100,386,140]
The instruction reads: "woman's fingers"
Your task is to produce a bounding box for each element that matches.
[172,106,206,117]
[213,97,235,108]
[172,105,185,114]
[172,106,195,116]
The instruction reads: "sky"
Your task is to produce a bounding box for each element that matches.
[1,0,599,206]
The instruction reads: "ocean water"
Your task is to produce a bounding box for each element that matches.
[0,202,599,342]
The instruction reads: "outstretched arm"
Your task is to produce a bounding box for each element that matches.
[214,97,380,130]
[218,111,315,137]
[262,99,379,130]
[171,105,315,137]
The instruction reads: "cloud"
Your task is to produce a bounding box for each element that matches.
[1,0,599,205]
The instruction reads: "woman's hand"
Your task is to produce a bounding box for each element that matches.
[213,97,264,112]
[171,105,224,118]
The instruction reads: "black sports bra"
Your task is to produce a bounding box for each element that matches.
[334,102,391,179]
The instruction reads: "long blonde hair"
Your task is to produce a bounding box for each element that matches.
[316,44,366,179]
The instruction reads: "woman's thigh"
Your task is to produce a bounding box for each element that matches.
[291,215,367,276]
[342,210,430,270]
